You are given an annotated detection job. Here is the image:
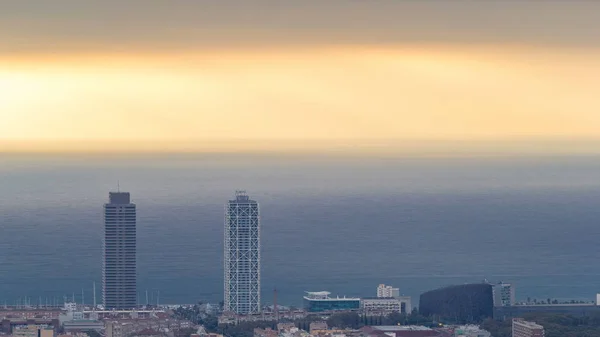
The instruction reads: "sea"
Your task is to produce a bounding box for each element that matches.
[1,153,600,307]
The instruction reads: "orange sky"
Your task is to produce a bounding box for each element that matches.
[1,1,599,153]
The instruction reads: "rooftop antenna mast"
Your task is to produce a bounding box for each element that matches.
[93,282,96,308]
[117,180,120,192]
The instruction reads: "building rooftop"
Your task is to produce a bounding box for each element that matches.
[362,297,407,300]
[108,192,131,204]
[229,190,257,203]
[372,326,432,331]
[514,320,544,329]
[304,291,360,301]
[306,291,331,297]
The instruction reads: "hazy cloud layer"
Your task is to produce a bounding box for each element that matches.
[1,0,600,53]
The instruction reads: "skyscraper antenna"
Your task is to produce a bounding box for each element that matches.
[117,180,120,192]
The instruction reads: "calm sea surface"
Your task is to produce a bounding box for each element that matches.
[1,153,600,306]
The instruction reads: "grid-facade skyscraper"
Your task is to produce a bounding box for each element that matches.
[224,191,261,314]
[103,192,137,309]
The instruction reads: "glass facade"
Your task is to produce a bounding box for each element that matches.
[304,298,360,312]
[419,283,494,323]
[103,192,137,310]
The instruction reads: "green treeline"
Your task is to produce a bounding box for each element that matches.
[483,313,600,337]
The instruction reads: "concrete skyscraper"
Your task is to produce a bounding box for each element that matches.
[224,191,261,314]
[103,191,137,309]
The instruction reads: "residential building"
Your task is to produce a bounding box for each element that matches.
[277,323,296,331]
[512,319,544,337]
[360,326,441,337]
[492,283,515,307]
[253,328,277,337]
[361,297,412,315]
[131,329,165,337]
[103,191,137,309]
[303,292,360,313]
[377,284,400,298]
[224,191,261,314]
[12,326,54,337]
[105,321,123,337]
[1,319,59,335]
[309,322,328,333]
[62,320,104,332]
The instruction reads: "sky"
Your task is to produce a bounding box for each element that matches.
[1,0,600,153]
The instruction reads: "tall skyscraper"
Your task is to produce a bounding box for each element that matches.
[103,191,137,309]
[224,191,261,314]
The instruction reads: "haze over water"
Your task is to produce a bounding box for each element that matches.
[1,153,599,306]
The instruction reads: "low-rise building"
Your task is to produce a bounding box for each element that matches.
[309,322,328,334]
[13,326,54,337]
[280,326,309,337]
[0,310,62,320]
[105,317,194,337]
[1,319,60,336]
[453,325,490,337]
[310,328,361,337]
[253,328,278,337]
[360,326,441,337]
[512,319,544,337]
[278,323,297,332]
[377,285,400,299]
[303,292,360,313]
[131,329,166,337]
[63,320,104,332]
[361,297,412,315]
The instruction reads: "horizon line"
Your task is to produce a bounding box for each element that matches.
[2,138,600,157]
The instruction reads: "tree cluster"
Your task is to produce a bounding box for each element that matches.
[482,313,600,337]
[173,306,434,337]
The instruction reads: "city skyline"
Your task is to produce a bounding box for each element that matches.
[0,3,598,335]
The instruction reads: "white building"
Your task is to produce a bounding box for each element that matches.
[512,319,544,337]
[377,284,400,298]
[361,297,412,315]
[454,325,491,337]
[492,282,515,307]
[224,191,261,314]
[64,302,77,312]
